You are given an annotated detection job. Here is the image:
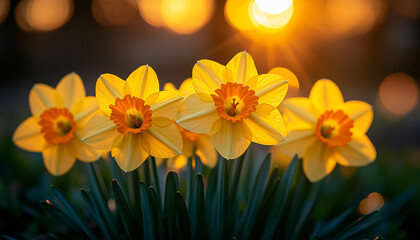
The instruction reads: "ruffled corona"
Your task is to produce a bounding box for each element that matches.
[39,108,76,145]
[109,95,153,135]
[315,110,354,147]
[211,82,259,123]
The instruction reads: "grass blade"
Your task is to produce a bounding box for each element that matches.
[112,179,137,240]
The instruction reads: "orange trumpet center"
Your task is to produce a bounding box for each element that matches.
[175,122,201,142]
[315,110,354,147]
[109,95,153,135]
[39,108,76,145]
[211,82,259,123]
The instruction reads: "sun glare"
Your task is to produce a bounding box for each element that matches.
[254,0,293,15]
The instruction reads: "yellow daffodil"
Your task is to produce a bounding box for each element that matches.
[157,79,217,169]
[82,65,184,172]
[13,73,101,176]
[277,79,376,182]
[176,51,289,159]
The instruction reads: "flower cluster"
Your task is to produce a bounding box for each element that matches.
[13,52,376,182]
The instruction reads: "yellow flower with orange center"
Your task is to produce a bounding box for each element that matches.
[277,79,376,182]
[176,52,289,159]
[82,65,184,172]
[156,79,217,169]
[13,73,101,176]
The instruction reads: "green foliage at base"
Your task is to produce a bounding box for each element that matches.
[20,152,414,239]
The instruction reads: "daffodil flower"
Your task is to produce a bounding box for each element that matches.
[13,73,101,176]
[177,51,289,159]
[82,65,184,172]
[277,79,376,182]
[157,79,217,169]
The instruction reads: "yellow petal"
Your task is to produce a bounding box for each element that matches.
[309,79,344,113]
[179,78,195,97]
[226,51,258,84]
[276,129,316,157]
[176,93,219,134]
[342,101,373,134]
[269,67,299,98]
[336,134,376,167]
[244,104,287,145]
[56,73,86,109]
[74,97,99,128]
[70,136,101,162]
[42,144,76,176]
[282,97,317,125]
[96,74,125,116]
[210,119,251,159]
[146,91,183,120]
[254,74,288,108]
[141,122,183,158]
[13,116,46,152]
[163,82,178,93]
[82,112,119,150]
[151,116,173,128]
[29,84,58,116]
[126,65,159,99]
[192,59,227,94]
[303,141,337,182]
[111,134,149,172]
[196,135,218,168]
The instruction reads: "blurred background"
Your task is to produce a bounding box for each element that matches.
[0,0,419,238]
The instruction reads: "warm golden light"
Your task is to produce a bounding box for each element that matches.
[25,0,73,32]
[138,0,165,27]
[359,192,384,215]
[161,0,215,34]
[255,0,293,14]
[0,0,10,25]
[250,0,293,30]
[138,0,214,34]
[15,0,33,31]
[92,0,137,27]
[379,73,419,116]
[326,0,385,37]
[225,0,255,31]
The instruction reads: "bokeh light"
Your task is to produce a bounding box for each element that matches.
[379,73,419,116]
[15,0,73,32]
[27,0,73,32]
[359,192,384,215]
[92,0,138,27]
[250,0,293,30]
[225,0,295,43]
[138,0,214,34]
[138,0,165,27]
[326,0,386,37]
[161,0,215,34]
[0,0,10,25]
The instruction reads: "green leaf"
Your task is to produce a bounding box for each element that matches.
[50,185,96,240]
[175,191,192,240]
[211,156,228,239]
[187,157,193,209]
[80,189,112,240]
[139,182,154,240]
[189,174,205,240]
[87,163,118,238]
[112,179,137,240]
[40,201,86,238]
[260,155,300,239]
[239,153,271,239]
[164,171,180,239]
[148,186,164,240]
[150,156,163,206]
